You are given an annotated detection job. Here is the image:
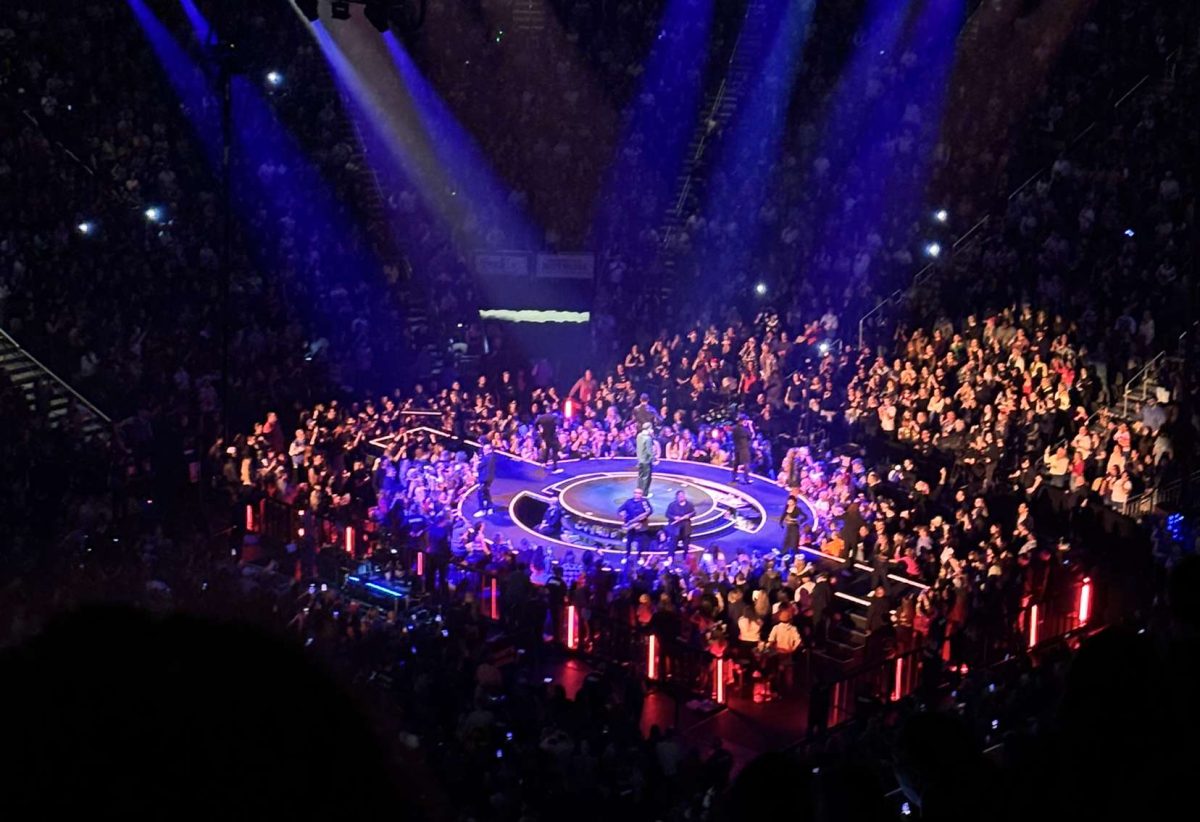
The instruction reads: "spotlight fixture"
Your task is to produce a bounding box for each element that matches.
[77,221,94,235]
[144,206,164,223]
[1123,228,1135,237]
[266,70,283,86]
[755,282,767,296]
[295,0,319,22]
[925,242,942,258]
[331,0,351,20]
[364,1,391,32]
[934,208,948,223]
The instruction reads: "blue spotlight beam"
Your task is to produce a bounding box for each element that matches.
[305,21,457,254]
[594,0,717,252]
[127,0,384,345]
[179,0,212,45]
[813,0,966,268]
[877,0,967,202]
[812,0,917,174]
[308,25,444,206]
[382,32,538,250]
[126,0,222,170]
[701,0,817,277]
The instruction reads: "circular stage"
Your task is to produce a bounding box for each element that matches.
[456,456,817,560]
[557,472,719,528]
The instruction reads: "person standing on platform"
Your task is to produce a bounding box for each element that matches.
[474,444,496,517]
[619,487,653,562]
[865,585,894,662]
[632,392,661,430]
[536,409,562,473]
[780,495,802,553]
[810,571,832,648]
[730,414,754,484]
[664,489,696,560]
[425,510,454,598]
[636,422,657,494]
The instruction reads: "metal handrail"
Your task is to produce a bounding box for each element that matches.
[1122,468,1200,519]
[860,44,1183,351]
[1122,350,1165,418]
[664,0,764,229]
[0,326,112,425]
[856,215,989,349]
[1122,320,1199,416]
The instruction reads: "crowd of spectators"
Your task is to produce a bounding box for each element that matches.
[229,289,1150,711]
[593,0,1194,357]
[0,0,1197,819]
[0,494,1195,819]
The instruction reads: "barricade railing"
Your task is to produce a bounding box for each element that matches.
[238,484,1099,720]
[823,643,925,728]
[817,576,1097,729]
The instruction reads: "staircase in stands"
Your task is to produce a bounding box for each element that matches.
[0,327,110,441]
[1104,33,1199,517]
[655,0,770,272]
[510,0,547,35]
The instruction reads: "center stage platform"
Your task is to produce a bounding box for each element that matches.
[458,456,816,560]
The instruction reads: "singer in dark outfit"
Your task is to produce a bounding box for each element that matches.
[663,489,696,559]
[475,444,496,516]
[535,411,561,472]
[730,414,753,484]
[618,487,653,560]
[780,495,802,552]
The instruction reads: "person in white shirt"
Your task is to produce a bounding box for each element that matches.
[767,614,802,652]
[767,609,802,694]
[1043,445,1069,487]
[1110,472,1133,508]
[288,429,307,478]
[737,612,763,646]
[879,400,897,434]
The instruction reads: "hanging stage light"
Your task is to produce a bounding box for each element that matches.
[297,0,427,33]
[364,2,391,32]
[295,0,320,22]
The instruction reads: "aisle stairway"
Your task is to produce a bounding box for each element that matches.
[0,328,110,441]
[657,0,770,257]
[511,0,547,35]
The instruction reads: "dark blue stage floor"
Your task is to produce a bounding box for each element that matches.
[456,455,816,562]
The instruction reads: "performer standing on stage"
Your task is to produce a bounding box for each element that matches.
[474,443,496,517]
[730,414,754,484]
[664,489,696,560]
[632,392,661,429]
[535,408,562,473]
[619,486,653,560]
[780,494,802,552]
[635,422,657,494]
